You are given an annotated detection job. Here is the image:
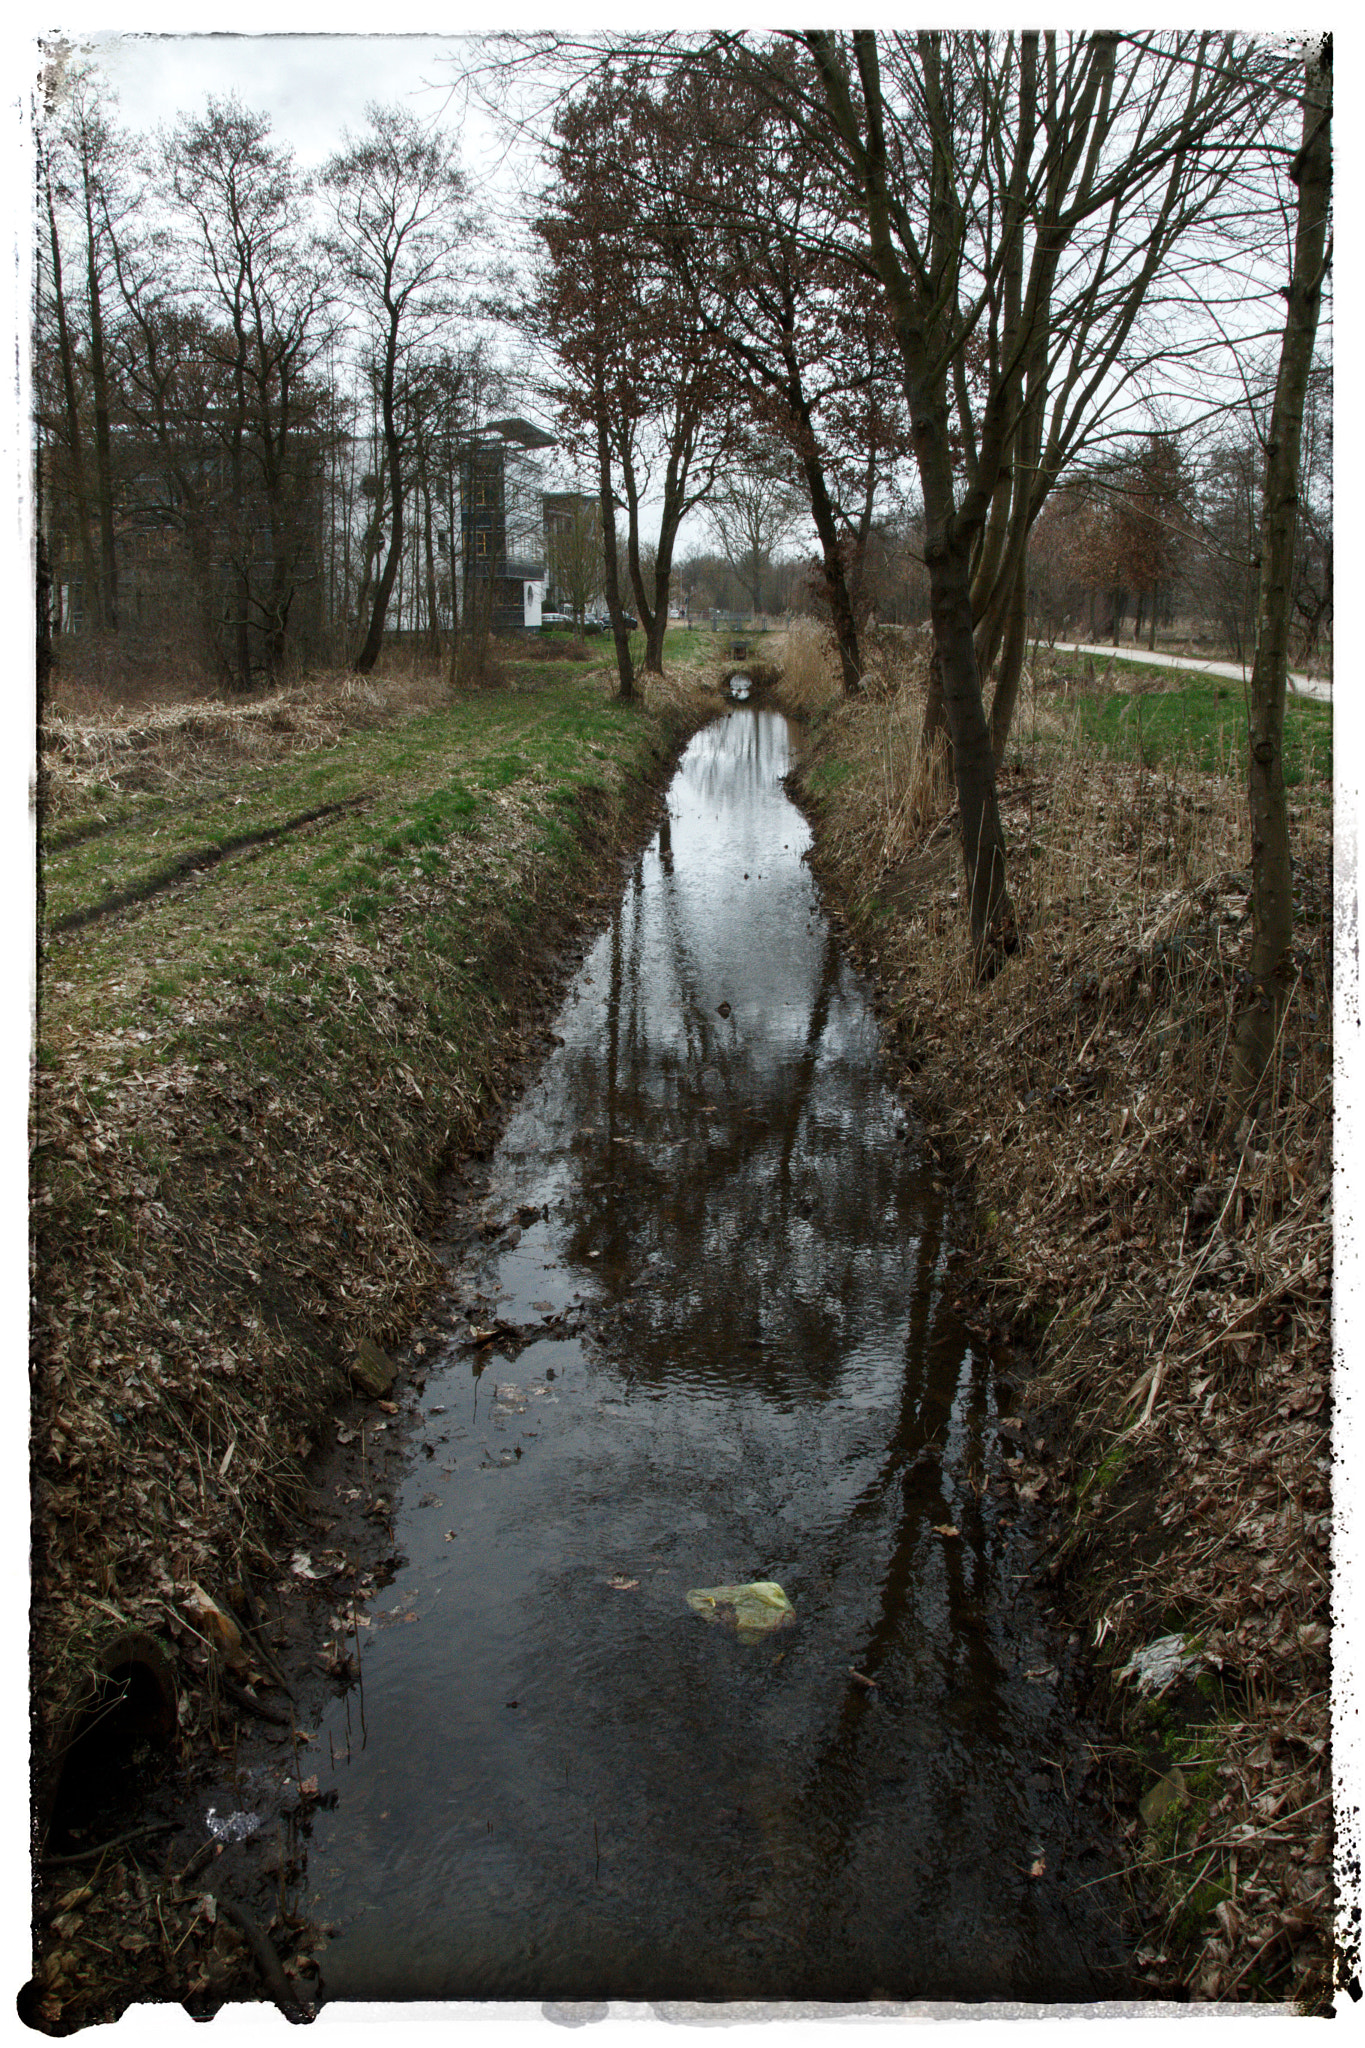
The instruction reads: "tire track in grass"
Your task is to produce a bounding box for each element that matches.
[49,793,378,936]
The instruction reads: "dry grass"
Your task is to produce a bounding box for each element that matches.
[768,617,844,716]
[785,633,1335,2008]
[40,666,448,815]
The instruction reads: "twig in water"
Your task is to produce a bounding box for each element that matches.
[353,1578,367,1743]
[178,1839,221,1887]
[218,1896,313,2021]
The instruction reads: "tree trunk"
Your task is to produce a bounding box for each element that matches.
[1227,38,1330,1130]
[445,472,463,689]
[989,554,1030,765]
[927,530,1013,952]
[642,445,692,676]
[620,445,658,671]
[595,395,635,701]
[82,154,118,633]
[355,313,405,675]
[36,448,54,703]
[43,163,100,632]
[921,646,951,762]
[355,520,402,674]
[798,436,863,695]
[421,455,441,657]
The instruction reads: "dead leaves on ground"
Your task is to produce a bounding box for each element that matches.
[799,693,1334,2008]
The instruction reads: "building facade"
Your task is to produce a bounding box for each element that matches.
[460,417,554,632]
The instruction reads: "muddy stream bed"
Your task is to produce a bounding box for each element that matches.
[211,708,1136,2005]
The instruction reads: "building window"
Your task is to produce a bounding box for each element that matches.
[475,531,488,558]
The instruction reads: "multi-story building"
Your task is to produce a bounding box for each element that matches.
[460,417,554,632]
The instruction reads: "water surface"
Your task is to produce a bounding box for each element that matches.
[306,710,1130,2003]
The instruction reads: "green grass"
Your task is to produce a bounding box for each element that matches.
[1047,655,1332,786]
[42,681,655,936]
[806,756,857,796]
[39,676,703,1103]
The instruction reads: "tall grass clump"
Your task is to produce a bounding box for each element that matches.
[773,617,842,717]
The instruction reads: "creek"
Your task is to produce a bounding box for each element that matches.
[302,707,1132,2003]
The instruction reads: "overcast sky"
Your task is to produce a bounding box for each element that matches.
[76,28,515,179]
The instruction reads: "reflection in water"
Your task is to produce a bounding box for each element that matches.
[306,710,1131,2004]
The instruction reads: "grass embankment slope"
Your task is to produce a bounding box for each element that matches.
[779,623,1335,2009]
[32,643,714,1772]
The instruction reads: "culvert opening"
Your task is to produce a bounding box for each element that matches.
[44,1636,177,1854]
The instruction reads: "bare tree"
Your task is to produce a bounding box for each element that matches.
[37,60,131,635]
[627,45,912,695]
[706,459,807,618]
[533,68,738,685]
[164,95,333,685]
[323,103,475,674]
[791,30,1283,953]
[544,487,603,629]
[37,132,100,633]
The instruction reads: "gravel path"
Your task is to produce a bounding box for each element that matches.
[1057,641,1332,703]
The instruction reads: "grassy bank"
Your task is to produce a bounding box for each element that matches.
[32,645,716,1783]
[776,619,1334,2008]
[1045,647,1333,785]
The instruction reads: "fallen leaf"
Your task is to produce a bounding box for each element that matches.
[1029,1853,1047,1879]
[933,1523,960,1538]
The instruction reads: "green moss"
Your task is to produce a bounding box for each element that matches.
[1073,1431,1133,1511]
[1171,1873,1232,1947]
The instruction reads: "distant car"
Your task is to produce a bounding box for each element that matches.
[540,611,575,627]
[584,610,637,632]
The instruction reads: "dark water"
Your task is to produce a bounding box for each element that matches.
[305,709,1131,2004]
